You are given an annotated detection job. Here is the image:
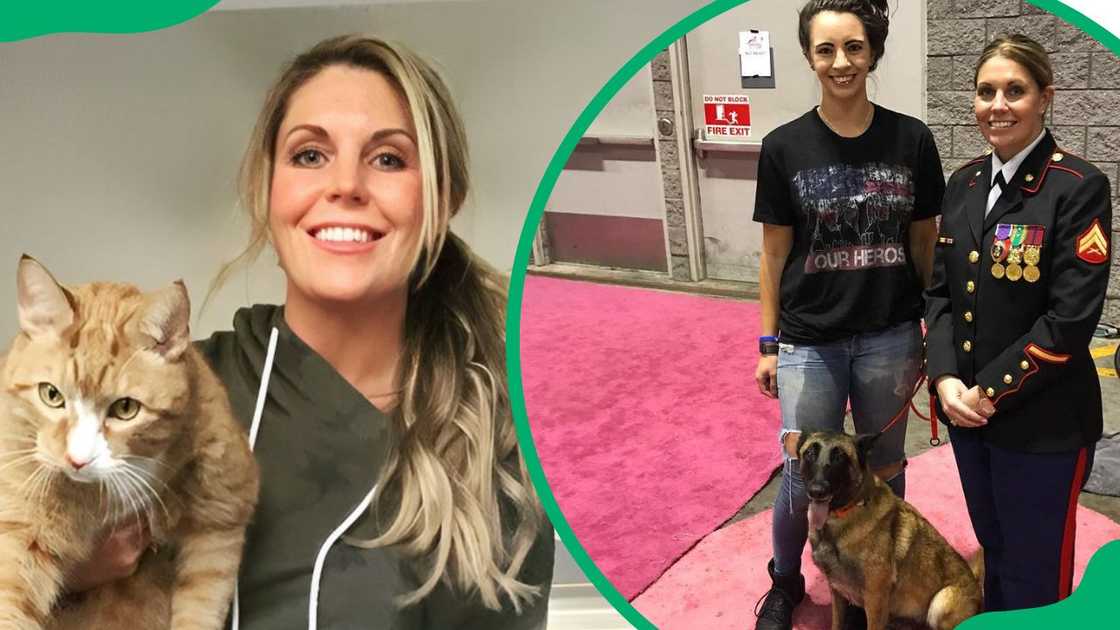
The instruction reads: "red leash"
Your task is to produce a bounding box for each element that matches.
[877,319,939,446]
[876,370,940,446]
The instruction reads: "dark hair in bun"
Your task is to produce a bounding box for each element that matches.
[798,0,890,72]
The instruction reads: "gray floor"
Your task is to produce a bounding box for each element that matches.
[723,336,1120,529]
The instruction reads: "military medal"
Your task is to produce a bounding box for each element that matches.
[991,224,1011,279]
[1005,225,1026,281]
[1023,225,1045,283]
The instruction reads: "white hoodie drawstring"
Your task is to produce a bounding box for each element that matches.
[307,487,376,629]
[230,326,378,630]
[230,326,278,630]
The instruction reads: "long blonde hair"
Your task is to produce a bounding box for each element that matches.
[215,34,543,611]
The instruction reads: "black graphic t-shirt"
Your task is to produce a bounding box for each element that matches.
[753,105,945,344]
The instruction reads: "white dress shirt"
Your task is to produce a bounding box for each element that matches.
[986,129,1047,217]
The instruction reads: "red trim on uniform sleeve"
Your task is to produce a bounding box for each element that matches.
[990,358,1038,407]
[989,345,1070,407]
[1058,448,1088,600]
[1025,344,1072,364]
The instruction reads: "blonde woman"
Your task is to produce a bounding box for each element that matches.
[926,33,1109,612]
[72,35,553,628]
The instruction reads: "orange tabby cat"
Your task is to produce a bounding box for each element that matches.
[0,256,259,629]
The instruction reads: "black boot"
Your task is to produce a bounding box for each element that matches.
[753,558,805,630]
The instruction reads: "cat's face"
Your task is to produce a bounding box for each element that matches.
[2,257,192,487]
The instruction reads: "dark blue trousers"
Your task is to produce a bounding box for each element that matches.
[948,425,1094,612]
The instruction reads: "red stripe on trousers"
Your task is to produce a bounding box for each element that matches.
[1058,448,1088,600]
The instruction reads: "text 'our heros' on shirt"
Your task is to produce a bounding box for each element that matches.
[793,162,915,273]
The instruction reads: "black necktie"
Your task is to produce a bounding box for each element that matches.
[987,171,1007,216]
[993,171,1007,195]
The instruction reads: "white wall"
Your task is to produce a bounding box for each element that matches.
[0,0,710,340]
[585,65,657,139]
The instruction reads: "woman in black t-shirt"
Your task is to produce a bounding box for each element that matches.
[751,2,944,629]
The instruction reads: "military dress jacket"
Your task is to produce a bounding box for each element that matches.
[924,130,1112,453]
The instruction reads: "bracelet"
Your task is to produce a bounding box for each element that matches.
[759,335,778,342]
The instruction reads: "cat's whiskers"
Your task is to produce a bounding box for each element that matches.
[114,471,147,533]
[124,461,171,509]
[115,474,140,530]
[98,477,107,520]
[0,451,41,476]
[120,462,169,525]
[123,454,173,475]
[103,472,127,526]
[40,468,57,504]
[111,470,142,528]
[15,466,37,502]
[21,464,55,507]
[0,447,39,461]
[16,464,44,501]
[109,467,155,535]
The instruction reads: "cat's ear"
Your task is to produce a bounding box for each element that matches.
[138,281,191,361]
[16,255,76,339]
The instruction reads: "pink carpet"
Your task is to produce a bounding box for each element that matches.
[519,276,782,599]
[633,443,1120,629]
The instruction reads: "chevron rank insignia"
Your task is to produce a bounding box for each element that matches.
[1076,218,1109,264]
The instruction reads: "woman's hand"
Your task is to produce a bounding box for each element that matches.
[755,355,779,398]
[935,376,992,428]
[65,521,150,593]
[961,385,997,417]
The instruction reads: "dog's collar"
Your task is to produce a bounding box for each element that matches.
[831,497,863,518]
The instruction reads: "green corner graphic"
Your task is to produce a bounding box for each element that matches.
[1,1,218,42]
[960,540,1120,628]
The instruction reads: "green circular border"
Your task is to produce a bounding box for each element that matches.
[507,0,1120,628]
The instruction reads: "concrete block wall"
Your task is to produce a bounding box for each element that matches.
[926,0,1120,321]
[652,48,694,280]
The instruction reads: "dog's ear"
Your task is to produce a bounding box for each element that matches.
[854,432,881,469]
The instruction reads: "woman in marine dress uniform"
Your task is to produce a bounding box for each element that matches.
[924,33,1110,612]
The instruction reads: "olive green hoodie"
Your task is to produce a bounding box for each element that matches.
[198,304,553,629]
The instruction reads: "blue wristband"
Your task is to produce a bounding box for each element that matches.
[759,335,779,342]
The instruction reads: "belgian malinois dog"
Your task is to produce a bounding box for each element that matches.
[797,431,981,630]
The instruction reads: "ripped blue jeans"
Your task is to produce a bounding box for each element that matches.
[771,320,923,577]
